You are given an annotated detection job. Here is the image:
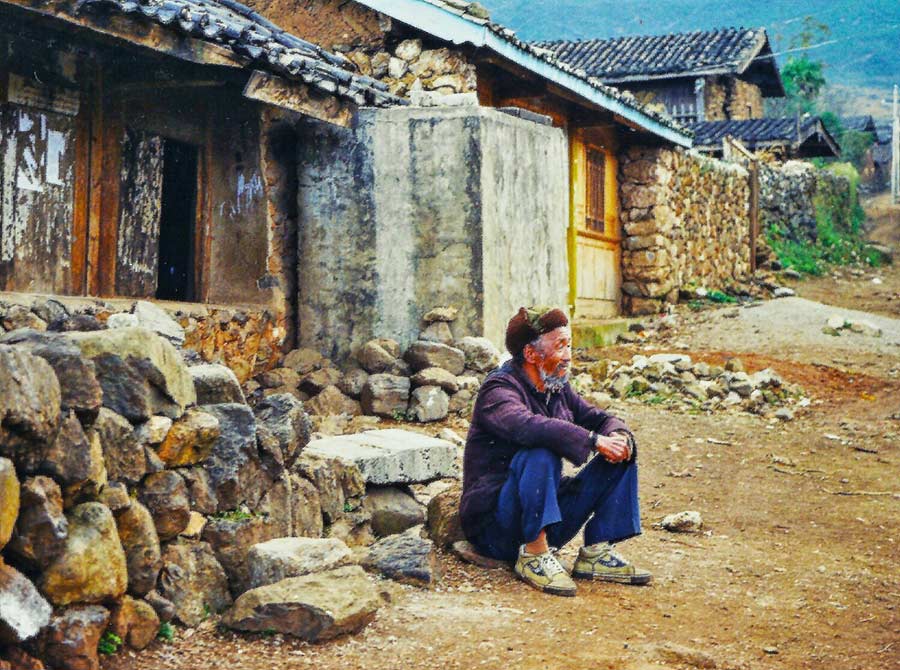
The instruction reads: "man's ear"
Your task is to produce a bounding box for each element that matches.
[523,343,541,365]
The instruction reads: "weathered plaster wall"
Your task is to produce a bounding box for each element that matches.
[619,146,752,315]
[297,106,569,362]
[704,76,764,121]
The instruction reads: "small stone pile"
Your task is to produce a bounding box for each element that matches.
[250,307,500,424]
[572,353,807,418]
[0,311,464,667]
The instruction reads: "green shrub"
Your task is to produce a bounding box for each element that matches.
[157,622,175,643]
[98,632,123,655]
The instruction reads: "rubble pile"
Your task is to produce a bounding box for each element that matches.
[0,300,463,668]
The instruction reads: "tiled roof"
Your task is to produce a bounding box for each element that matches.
[841,115,877,135]
[532,27,769,82]
[688,116,839,157]
[365,0,691,140]
[76,0,400,106]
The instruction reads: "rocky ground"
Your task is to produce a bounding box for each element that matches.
[92,217,900,669]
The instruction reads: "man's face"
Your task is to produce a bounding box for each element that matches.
[528,326,572,391]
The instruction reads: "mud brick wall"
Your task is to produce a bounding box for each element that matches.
[704,76,764,121]
[619,147,753,315]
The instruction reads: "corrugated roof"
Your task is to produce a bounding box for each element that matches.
[533,27,773,83]
[356,0,693,145]
[76,0,401,106]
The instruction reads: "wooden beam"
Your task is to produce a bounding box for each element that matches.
[71,70,91,295]
[86,64,104,296]
[97,92,121,297]
[243,72,355,128]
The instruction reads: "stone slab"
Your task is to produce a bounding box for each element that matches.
[304,429,458,484]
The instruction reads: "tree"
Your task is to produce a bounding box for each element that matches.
[771,16,830,116]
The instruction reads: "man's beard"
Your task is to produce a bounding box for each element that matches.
[539,364,569,393]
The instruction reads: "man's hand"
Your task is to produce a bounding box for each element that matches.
[595,433,630,463]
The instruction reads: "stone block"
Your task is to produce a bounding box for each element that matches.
[409,386,449,422]
[247,537,352,588]
[305,429,459,485]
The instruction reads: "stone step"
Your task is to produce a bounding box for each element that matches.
[304,429,459,484]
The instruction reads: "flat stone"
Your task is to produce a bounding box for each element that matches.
[132,301,185,345]
[139,471,191,541]
[156,408,220,467]
[202,516,282,596]
[305,429,458,484]
[0,560,52,644]
[404,341,465,375]
[40,503,128,606]
[363,529,439,587]
[773,287,796,298]
[409,386,449,422]
[411,367,459,393]
[157,539,232,627]
[451,540,509,570]
[7,476,67,570]
[660,510,703,533]
[247,537,352,589]
[222,565,380,641]
[360,374,410,418]
[652,642,717,669]
[114,500,162,597]
[366,486,426,537]
[190,364,246,404]
[34,605,109,670]
[422,307,457,323]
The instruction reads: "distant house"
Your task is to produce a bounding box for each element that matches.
[533,27,785,124]
[690,117,840,159]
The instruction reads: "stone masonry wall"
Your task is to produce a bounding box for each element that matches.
[704,76,764,121]
[619,147,752,315]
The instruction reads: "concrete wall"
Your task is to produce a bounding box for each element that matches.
[297,105,569,362]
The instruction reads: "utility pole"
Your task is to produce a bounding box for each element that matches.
[893,84,899,204]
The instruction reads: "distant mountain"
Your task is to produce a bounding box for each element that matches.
[487,0,900,114]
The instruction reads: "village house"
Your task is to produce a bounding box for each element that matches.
[0,0,397,377]
[690,116,840,160]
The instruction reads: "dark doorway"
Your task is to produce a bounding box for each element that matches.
[156,139,198,301]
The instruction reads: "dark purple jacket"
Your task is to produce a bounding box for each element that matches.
[460,360,632,539]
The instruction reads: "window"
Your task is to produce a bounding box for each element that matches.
[586,148,606,233]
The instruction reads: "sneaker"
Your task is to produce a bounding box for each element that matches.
[514,546,577,597]
[572,542,652,585]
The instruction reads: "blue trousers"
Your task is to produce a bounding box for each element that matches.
[470,447,642,562]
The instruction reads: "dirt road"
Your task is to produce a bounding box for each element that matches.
[105,227,900,670]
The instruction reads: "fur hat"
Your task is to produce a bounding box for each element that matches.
[505,306,569,356]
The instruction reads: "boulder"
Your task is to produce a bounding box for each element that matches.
[256,367,301,390]
[98,482,131,515]
[25,340,102,424]
[448,389,474,415]
[156,539,232,627]
[299,367,342,396]
[39,412,91,490]
[362,529,439,587]
[108,595,159,650]
[404,341,465,375]
[106,313,138,329]
[7,476,67,570]
[327,508,374,548]
[294,454,365,525]
[40,503,128,606]
[92,409,145,485]
[113,500,162,597]
[190,364,245,405]
[360,374,410,418]
[426,484,463,548]
[410,367,459,393]
[254,473,293,537]
[1,305,46,331]
[90,352,153,422]
[139,471,191,541]
[180,511,207,539]
[222,565,380,641]
[33,605,109,670]
[337,368,368,399]
[143,591,176,624]
[422,307,457,323]
[202,516,281,596]
[48,314,105,333]
[0,458,19,551]
[134,415,172,447]
[200,403,269,512]
[290,475,324,538]
[155,408,220,467]
[419,321,453,345]
[356,340,400,374]
[253,394,312,469]
[0,561,52,644]
[0,646,44,669]
[132,301,185,345]
[0,347,61,472]
[282,348,324,375]
[454,337,500,373]
[64,328,196,418]
[247,537,352,589]
[409,386,449,422]
[305,429,459,485]
[365,486,425,537]
[61,430,107,507]
[31,298,69,325]
[306,385,362,417]
[180,467,219,515]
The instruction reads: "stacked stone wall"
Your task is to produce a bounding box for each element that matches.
[619,147,752,315]
[703,76,764,121]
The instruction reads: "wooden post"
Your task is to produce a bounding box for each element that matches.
[749,159,760,273]
[892,84,899,204]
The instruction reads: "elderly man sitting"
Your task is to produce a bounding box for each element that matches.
[460,306,650,596]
